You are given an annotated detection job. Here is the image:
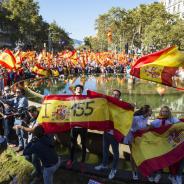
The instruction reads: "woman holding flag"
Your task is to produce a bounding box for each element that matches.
[150,106,181,184]
[123,105,152,181]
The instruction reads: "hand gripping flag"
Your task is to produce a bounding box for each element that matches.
[37,90,134,142]
[130,46,184,90]
[131,121,184,177]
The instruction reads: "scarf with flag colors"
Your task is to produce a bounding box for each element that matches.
[132,121,184,177]
[37,90,134,142]
[130,46,184,89]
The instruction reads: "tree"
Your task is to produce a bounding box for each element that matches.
[2,0,73,51]
[49,21,73,52]
[93,2,184,51]
[2,0,41,47]
[169,20,184,49]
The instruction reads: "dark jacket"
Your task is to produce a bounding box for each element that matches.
[23,135,58,167]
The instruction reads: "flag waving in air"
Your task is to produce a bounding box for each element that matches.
[0,49,16,69]
[130,46,184,89]
[37,90,134,142]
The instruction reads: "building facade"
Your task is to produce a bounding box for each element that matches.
[160,0,184,19]
[0,0,15,48]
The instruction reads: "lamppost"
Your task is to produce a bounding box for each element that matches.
[48,30,60,52]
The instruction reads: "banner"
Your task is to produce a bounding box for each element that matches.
[130,46,184,89]
[132,122,184,176]
[37,91,134,142]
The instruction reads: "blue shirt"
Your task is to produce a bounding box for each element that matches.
[150,117,180,128]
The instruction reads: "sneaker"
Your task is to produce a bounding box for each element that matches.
[148,176,154,182]
[168,175,177,184]
[154,173,161,183]
[66,160,73,169]
[108,169,117,180]
[94,164,108,171]
[132,171,138,180]
[176,175,182,184]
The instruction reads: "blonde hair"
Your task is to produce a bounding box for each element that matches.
[159,106,172,119]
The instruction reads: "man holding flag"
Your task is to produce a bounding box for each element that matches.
[94,89,121,180]
[66,84,88,170]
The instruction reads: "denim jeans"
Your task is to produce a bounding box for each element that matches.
[3,117,14,143]
[0,79,4,92]
[3,118,10,143]
[43,158,61,184]
[14,118,28,148]
[25,154,42,176]
[102,132,119,169]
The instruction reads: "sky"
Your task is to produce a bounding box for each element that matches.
[38,0,157,41]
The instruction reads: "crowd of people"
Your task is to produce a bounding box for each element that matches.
[0,82,183,184]
[0,49,184,184]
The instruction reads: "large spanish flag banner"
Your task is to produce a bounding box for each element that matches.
[0,49,16,69]
[132,122,184,177]
[130,46,184,89]
[37,91,134,142]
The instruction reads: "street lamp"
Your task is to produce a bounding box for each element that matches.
[48,30,60,52]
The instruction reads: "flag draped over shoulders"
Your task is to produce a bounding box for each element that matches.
[130,46,184,89]
[132,121,184,176]
[37,90,134,142]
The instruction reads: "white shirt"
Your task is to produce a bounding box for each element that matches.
[150,117,180,128]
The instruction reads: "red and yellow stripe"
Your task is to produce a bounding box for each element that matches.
[37,91,134,142]
[132,121,184,176]
[130,46,184,87]
[0,49,16,69]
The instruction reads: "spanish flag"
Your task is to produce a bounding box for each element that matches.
[107,29,112,43]
[37,91,134,142]
[130,46,184,89]
[32,64,49,77]
[0,49,16,69]
[132,121,184,176]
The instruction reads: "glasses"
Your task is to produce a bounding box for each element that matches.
[16,91,21,93]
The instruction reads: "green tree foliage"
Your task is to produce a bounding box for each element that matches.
[2,0,41,45]
[49,21,73,52]
[1,0,73,51]
[87,2,184,51]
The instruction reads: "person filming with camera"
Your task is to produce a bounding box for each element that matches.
[12,87,28,151]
